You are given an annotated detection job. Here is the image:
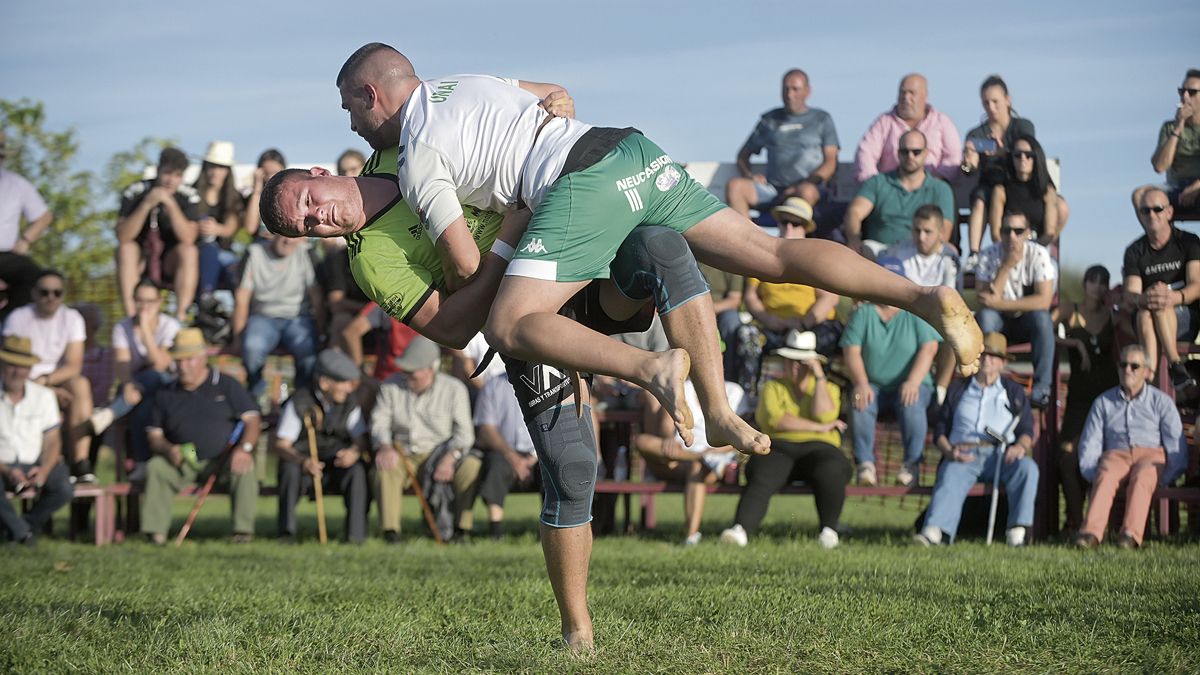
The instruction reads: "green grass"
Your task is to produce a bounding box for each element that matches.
[2,492,1198,673]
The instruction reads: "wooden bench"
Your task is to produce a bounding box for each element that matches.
[5,484,115,547]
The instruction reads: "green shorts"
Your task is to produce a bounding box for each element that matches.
[508,133,725,282]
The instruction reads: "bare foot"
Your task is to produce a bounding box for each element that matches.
[705,412,771,456]
[562,630,595,655]
[645,349,695,446]
[912,286,983,376]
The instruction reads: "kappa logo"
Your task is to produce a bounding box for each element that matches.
[622,188,644,212]
[520,238,548,254]
[655,165,681,192]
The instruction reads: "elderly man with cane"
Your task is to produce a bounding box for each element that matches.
[915,333,1039,546]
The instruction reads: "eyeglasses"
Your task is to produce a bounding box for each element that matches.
[134,297,160,305]
[1138,205,1168,215]
[1000,226,1028,237]
[1012,150,1035,160]
[1179,87,1200,97]
[898,147,925,156]
[1119,361,1144,371]
[36,288,64,298]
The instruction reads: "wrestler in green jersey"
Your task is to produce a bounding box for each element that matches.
[346,146,503,323]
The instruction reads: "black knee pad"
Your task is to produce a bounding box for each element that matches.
[610,226,709,315]
[529,405,598,528]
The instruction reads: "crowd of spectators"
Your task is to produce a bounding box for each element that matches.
[2,67,1200,550]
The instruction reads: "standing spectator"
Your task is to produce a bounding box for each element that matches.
[337,149,366,177]
[370,336,476,542]
[720,330,852,550]
[841,258,941,487]
[1075,344,1187,549]
[1057,265,1120,532]
[916,333,1038,546]
[1122,187,1200,390]
[233,235,322,400]
[1133,68,1200,209]
[854,73,962,183]
[242,149,287,237]
[0,336,71,547]
[975,211,1057,408]
[0,128,53,318]
[725,69,839,218]
[194,141,246,301]
[977,135,1069,250]
[142,329,262,545]
[272,349,370,544]
[473,372,539,540]
[2,270,96,482]
[116,146,200,321]
[843,130,956,254]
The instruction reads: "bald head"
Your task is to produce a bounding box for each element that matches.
[337,42,416,88]
[337,43,420,150]
[896,73,929,121]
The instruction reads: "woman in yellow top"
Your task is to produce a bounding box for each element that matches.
[720,330,852,549]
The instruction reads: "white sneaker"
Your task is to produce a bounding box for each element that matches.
[1006,526,1027,547]
[856,462,877,487]
[719,524,747,547]
[913,525,943,546]
[818,527,839,550]
[89,407,116,435]
[683,531,702,547]
[896,462,918,487]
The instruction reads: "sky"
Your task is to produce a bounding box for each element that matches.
[4,0,1198,278]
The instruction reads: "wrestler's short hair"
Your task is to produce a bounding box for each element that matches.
[336,42,400,87]
[259,168,311,236]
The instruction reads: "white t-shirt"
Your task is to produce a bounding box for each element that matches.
[462,332,507,382]
[885,240,960,289]
[675,380,748,452]
[2,305,87,379]
[111,314,181,373]
[0,169,50,251]
[976,240,1058,301]
[397,74,592,240]
[0,379,61,465]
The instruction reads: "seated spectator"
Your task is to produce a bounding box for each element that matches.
[337,149,366,177]
[720,330,851,549]
[142,329,262,545]
[725,69,839,218]
[1133,68,1200,209]
[318,236,372,358]
[89,279,181,476]
[472,372,540,540]
[844,130,955,255]
[1122,187,1200,390]
[842,258,941,487]
[698,261,744,352]
[272,349,370,544]
[854,73,962,183]
[974,135,1068,251]
[0,336,71,547]
[916,333,1038,546]
[242,149,287,238]
[1075,344,1187,549]
[633,377,743,546]
[2,270,96,482]
[116,146,199,321]
[1057,265,1119,532]
[448,332,507,401]
[975,212,1057,408]
[342,302,417,383]
[194,141,246,302]
[233,235,322,400]
[370,336,476,542]
[729,208,840,391]
[0,128,53,320]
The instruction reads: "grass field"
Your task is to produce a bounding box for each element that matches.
[2,491,1198,673]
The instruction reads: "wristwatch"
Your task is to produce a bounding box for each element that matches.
[239,441,254,454]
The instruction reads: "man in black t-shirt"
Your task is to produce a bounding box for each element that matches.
[1122,187,1200,389]
[116,147,201,320]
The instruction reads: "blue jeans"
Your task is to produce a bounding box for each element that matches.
[976,308,1053,400]
[715,309,743,352]
[198,242,240,295]
[241,315,317,397]
[925,450,1040,541]
[850,383,932,466]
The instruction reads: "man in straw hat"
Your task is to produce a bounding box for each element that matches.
[916,332,1038,547]
[0,335,72,547]
[142,328,262,545]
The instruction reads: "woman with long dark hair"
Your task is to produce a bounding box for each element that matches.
[242,148,287,237]
[194,141,246,297]
[978,134,1070,249]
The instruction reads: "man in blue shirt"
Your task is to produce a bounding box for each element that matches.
[1075,344,1186,549]
[916,332,1038,546]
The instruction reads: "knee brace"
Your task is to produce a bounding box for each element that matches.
[529,404,598,528]
[610,225,710,316]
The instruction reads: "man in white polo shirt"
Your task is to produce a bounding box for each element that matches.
[0,335,72,547]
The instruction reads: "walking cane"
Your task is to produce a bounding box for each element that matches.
[983,408,1021,546]
[303,409,329,545]
[175,421,245,547]
[398,450,445,546]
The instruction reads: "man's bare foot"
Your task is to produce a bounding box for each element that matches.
[562,630,595,654]
[911,286,983,376]
[645,349,694,446]
[705,412,771,456]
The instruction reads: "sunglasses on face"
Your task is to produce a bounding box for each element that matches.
[36,288,64,298]
[1179,87,1200,97]
[1119,361,1144,371]
[898,147,925,156]
[1012,150,1035,160]
[1139,205,1168,215]
[1001,226,1027,237]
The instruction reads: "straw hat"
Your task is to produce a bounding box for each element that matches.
[982,332,1011,360]
[202,140,235,167]
[771,197,815,233]
[773,329,826,363]
[169,328,209,359]
[0,335,38,367]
